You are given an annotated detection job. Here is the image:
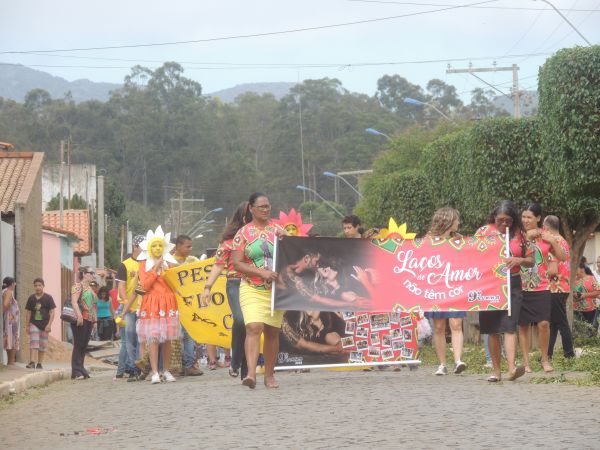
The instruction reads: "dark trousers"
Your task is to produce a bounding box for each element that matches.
[71,320,93,377]
[97,317,114,341]
[548,293,575,358]
[226,278,247,379]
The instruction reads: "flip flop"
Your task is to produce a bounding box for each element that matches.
[487,375,500,383]
[507,366,526,381]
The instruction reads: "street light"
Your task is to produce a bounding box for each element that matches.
[404,97,451,121]
[296,185,344,218]
[365,127,391,141]
[535,0,591,46]
[186,208,222,236]
[323,171,363,199]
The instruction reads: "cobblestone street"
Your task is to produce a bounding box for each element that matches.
[1,366,599,449]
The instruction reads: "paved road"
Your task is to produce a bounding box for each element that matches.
[1,366,599,449]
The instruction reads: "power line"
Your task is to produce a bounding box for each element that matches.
[348,0,600,12]
[0,0,499,54]
[0,52,555,72]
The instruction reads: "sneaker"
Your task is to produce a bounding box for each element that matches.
[36,363,43,370]
[127,375,139,382]
[26,362,36,369]
[224,356,231,368]
[434,365,448,376]
[228,368,239,378]
[115,373,124,379]
[484,361,493,369]
[163,371,176,382]
[151,373,161,384]
[208,360,217,371]
[454,361,467,374]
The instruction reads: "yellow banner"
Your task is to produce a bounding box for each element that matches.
[163,258,232,348]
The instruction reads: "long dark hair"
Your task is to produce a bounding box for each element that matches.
[220,201,250,241]
[246,192,267,223]
[488,200,526,257]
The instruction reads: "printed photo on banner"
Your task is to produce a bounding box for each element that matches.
[274,236,376,312]
[356,327,369,339]
[273,234,509,312]
[370,313,391,331]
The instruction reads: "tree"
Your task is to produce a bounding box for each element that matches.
[46,193,88,211]
[537,46,600,276]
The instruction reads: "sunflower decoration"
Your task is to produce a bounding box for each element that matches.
[138,225,178,272]
[272,208,313,236]
[377,218,416,240]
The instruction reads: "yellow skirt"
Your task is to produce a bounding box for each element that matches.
[240,282,284,328]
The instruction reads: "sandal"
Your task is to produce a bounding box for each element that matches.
[541,361,554,373]
[264,377,279,389]
[229,368,239,378]
[507,366,526,381]
[242,377,256,389]
[487,375,500,382]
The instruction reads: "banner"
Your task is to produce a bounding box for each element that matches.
[163,258,232,348]
[277,310,420,368]
[274,235,507,312]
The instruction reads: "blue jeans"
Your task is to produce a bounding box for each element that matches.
[181,326,196,369]
[115,305,127,375]
[124,311,139,373]
[227,279,247,377]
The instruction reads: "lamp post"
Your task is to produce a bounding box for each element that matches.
[295,185,344,218]
[186,208,222,236]
[404,97,451,120]
[194,229,214,239]
[323,171,363,199]
[365,127,391,141]
[535,0,591,45]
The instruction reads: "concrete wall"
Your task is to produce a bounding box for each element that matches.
[42,232,63,341]
[42,164,96,210]
[15,154,44,362]
[583,234,600,265]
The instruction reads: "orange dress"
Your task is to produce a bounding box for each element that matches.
[136,260,180,343]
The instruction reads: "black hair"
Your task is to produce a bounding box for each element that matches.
[98,286,110,299]
[525,202,543,218]
[248,192,267,206]
[488,200,526,257]
[33,278,45,286]
[341,215,361,227]
[2,276,15,289]
[175,234,192,245]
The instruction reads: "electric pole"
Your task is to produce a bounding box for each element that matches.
[446,64,521,118]
[59,140,65,227]
[98,175,105,269]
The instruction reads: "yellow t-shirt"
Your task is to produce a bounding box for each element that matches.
[116,257,142,311]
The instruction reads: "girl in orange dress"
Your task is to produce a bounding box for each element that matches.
[137,226,179,384]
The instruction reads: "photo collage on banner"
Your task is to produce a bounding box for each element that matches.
[277,310,419,368]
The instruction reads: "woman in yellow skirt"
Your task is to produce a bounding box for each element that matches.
[233,192,285,389]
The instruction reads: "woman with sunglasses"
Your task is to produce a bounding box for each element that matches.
[232,192,286,389]
[476,200,534,382]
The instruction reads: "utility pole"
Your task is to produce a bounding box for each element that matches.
[446,64,521,118]
[67,137,72,209]
[178,189,184,236]
[97,175,105,269]
[59,140,65,227]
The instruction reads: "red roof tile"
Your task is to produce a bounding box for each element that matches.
[0,152,43,214]
[42,209,91,255]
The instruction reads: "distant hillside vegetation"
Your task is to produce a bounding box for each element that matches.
[208,82,297,103]
[0,63,121,103]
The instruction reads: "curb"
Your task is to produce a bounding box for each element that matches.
[0,369,68,399]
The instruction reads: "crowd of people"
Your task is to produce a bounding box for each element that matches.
[3,195,600,388]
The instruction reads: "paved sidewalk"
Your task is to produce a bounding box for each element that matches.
[1,366,599,449]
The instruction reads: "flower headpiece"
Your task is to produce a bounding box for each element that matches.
[376,218,416,240]
[272,208,313,236]
[138,225,178,271]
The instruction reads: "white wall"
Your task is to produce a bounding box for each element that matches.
[42,164,96,210]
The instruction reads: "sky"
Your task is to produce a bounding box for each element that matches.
[2,0,599,99]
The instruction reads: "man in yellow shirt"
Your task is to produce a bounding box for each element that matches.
[115,235,144,380]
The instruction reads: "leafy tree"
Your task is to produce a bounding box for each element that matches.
[46,193,88,210]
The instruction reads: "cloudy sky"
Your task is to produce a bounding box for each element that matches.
[2,0,598,97]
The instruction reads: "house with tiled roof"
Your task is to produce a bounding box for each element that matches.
[0,149,45,360]
[42,209,91,256]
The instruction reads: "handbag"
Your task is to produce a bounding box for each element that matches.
[60,304,78,324]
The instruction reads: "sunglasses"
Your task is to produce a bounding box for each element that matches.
[253,204,271,211]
